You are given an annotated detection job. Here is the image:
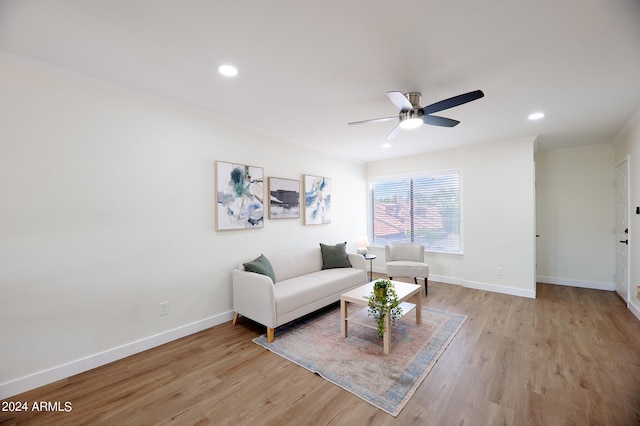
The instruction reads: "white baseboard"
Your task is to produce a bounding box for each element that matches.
[536,275,615,291]
[628,301,640,322]
[429,275,463,286]
[463,280,536,299]
[0,311,234,399]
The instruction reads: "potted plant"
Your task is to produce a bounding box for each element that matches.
[367,279,403,338]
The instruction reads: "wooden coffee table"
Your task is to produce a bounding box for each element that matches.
[340,280,422,354]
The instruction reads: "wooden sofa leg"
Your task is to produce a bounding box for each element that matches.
[267,328,275,343]
[425,278,428,296]
[232,312,239,325]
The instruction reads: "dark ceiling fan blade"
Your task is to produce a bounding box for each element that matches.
[423,115,460,127]
[386,123,404,140]
[348,116,398,126]
[386,91,413,112]
[420,90,484,115]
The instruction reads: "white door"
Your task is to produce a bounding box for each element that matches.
[615,159,629,300]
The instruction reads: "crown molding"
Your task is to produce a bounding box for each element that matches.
[0,50,232,124]
[613,107,640,143]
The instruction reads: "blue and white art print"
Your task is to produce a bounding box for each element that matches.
[216,161,264,230]
[268,177,300,219]
[304,175,331,225]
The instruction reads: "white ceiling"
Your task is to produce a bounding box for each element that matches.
[1,0,639,163]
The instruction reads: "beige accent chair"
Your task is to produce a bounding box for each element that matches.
[385,243,430,295]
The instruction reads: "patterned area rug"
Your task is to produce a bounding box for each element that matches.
[253,303,466,416]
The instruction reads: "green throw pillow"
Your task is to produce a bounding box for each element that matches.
[320,242,352,269]
[243,254,276,283]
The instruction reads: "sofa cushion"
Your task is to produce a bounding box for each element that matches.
[274,268,364,316]
[319,242,352,269]
[243,254,276,283]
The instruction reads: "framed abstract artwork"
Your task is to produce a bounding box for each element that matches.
[303,175,331,225]
[268,177,300,219]
[215,161,264,230]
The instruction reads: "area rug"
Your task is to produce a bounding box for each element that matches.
[253,304,466,417]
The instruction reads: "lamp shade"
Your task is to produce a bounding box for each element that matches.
[355,235,370,255]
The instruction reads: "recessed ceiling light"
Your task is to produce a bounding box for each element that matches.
[218,64,238,77]
[382,143,391,148]
[528,112,545,121]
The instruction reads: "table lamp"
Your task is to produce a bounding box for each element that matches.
[355,235,370,255]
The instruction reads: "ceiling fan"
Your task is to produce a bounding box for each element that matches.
[348,90,485,140]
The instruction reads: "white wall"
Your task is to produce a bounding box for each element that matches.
[614,111,640,317]
[535,145,615,289]
[462,139,536,297]
[366,138,537,298]
[0,62,367,396]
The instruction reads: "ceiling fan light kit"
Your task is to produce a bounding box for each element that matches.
[399,114,423,129]
[349,89,485,140]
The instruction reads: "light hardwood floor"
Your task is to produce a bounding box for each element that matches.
[3,279,640,425]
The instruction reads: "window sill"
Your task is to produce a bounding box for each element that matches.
[369,246,463,256]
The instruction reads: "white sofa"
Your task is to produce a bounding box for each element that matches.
[232,247,367,342]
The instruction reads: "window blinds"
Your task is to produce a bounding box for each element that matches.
[371,171,460,252]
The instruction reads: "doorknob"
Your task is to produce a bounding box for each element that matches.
[619,239,628,245]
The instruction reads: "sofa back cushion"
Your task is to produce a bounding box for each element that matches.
[267,248,323,282]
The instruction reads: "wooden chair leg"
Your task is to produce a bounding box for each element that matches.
[232,312,239,325]
[267,328,275,343]
[425,278,428,295]
[414,277,418,284]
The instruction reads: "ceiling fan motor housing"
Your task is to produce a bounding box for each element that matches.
[399,93,424,128]
[399,109,424,127]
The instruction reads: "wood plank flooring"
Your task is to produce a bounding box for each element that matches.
[3,279,640,425]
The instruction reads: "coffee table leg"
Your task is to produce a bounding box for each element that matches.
[416,290,422,325]
[383,313,391,354]
[341,299,348,338]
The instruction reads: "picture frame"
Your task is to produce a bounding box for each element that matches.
[268,177,301,219]
[303,174,331,225]
[215,161,264,231]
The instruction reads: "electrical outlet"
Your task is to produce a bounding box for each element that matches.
[159,301,169,316]
[496,267,504,277]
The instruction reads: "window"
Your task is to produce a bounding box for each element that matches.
[371,171,460,252]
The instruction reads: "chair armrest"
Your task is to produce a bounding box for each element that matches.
[232,269,277,328]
